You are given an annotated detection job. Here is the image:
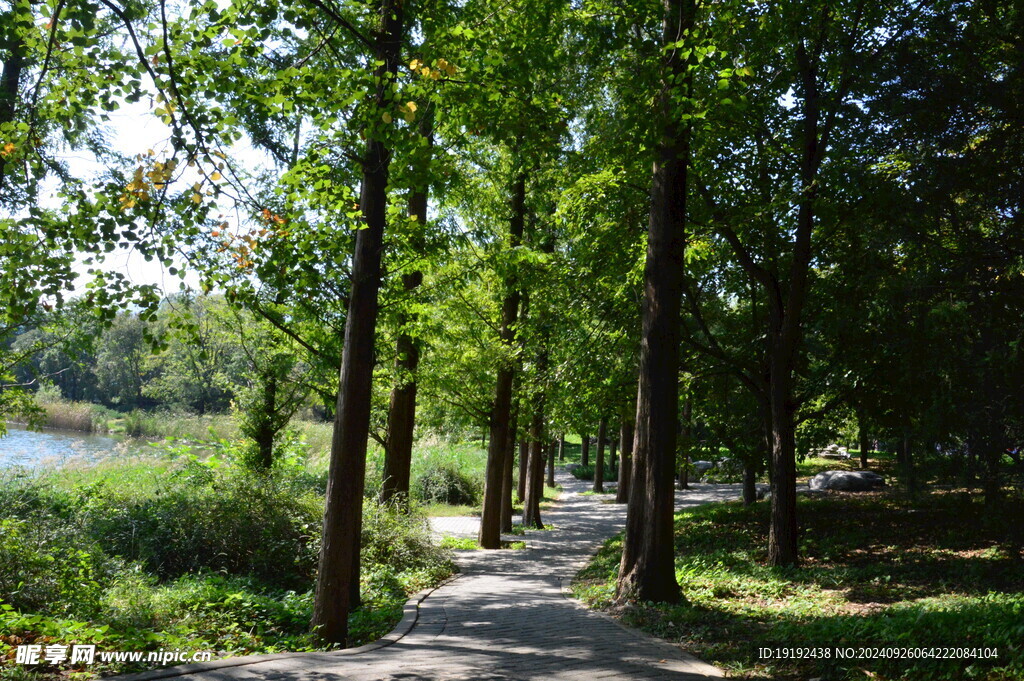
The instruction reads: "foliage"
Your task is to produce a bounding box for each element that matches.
[569,464,618,482]
[574,491,1024,680]
[0,442,455,677]
[412,461,481,506]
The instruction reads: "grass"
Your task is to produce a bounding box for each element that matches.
[795,451,897,482]
[580,489,617,496]
[439,536,526,550]
[572,490,1024,680]
[0,438,455,680]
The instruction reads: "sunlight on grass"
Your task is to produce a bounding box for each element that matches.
[572,492,1024,680]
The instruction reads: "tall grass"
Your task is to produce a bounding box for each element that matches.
[119,411,238,440]
[31,392,116,433]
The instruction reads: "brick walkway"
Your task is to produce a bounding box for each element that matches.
[121,470,740,681]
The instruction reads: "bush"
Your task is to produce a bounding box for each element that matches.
[412,462,481,505]
[360,498,453,591]
[77,460,323,589]
[570,464,617,482]
[0,517,121,618]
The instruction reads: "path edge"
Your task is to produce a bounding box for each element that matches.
[559,569,724,678]
[105,574,460,681]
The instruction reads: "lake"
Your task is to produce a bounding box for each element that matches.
[0,424,151,469]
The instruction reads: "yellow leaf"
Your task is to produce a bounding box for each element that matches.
[0,142,14,157]
[405,101,417,113]
[210,171,222,181]
[192,193,202,204]
[193,182,202,192]
[382,112,393,123]
[409,58,421,71]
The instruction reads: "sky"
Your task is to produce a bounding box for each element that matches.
[60,95,264,298]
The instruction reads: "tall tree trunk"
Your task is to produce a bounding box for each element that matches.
[762,40,829,569]
[616,0,692,605]
[523,404,545,528]
[311,0,404,645]
[615,417,634,504]
[581,434,590,466]
[517,438,528,502]
[742,461,757,506]
[558,434,565,461]
[382,114,432,507]
[501,396,519,533]
[898,428,917,494]
[609,431,618,475]
[478,171,526,549]
[858,408,870,469]
[766,330,799,567]
[594,416,608,493]
[546,438,555,488]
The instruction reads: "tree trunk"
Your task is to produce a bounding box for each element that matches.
[594,416,608,493]
[616,0,692,606]
[546,438,555,488]
[858,408,870,469]
[581,434,590,466]
[609,430,618,472]
[766,330,799,567]
[0,36,25,191]
[523,405,545,528]
[311,0,404,646]
[255,374,277,470]
[898,428,917,494]
[478,172,526,549]
[382,118,432,507]
[558,434,565,461]
[501,397,519,533]
[742,460,757,506]
[517,438,528,503]
[615,417,634,504]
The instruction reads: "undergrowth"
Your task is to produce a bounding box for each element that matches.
[0,438,454,680]
[572,491,1024,680]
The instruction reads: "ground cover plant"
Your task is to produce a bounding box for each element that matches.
[572,491,1024,680]
[0,438,455,680]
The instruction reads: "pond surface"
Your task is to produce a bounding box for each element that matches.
[0,424,150,470]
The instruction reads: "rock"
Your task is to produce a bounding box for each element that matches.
[692,460,714,476]
[717,457,744,475]
[808,470,885,492]
[818,444,851,460]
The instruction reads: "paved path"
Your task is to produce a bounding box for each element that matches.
[129,470,741,681]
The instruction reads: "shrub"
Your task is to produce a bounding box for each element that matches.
[412,462,481,505]
[570,464,617,482]
[361,498,450,574]
[0,517,121,618]
[75,452,323,589]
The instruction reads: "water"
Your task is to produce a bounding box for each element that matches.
[0,424,148,469]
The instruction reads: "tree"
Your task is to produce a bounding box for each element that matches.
[616,0,695,605]
[311,0,406,645]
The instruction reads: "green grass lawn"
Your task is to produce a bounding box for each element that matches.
[572,490,1024,680]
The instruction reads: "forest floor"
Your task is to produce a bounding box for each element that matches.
[573,486,1024,680]
[102,470,733,681]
